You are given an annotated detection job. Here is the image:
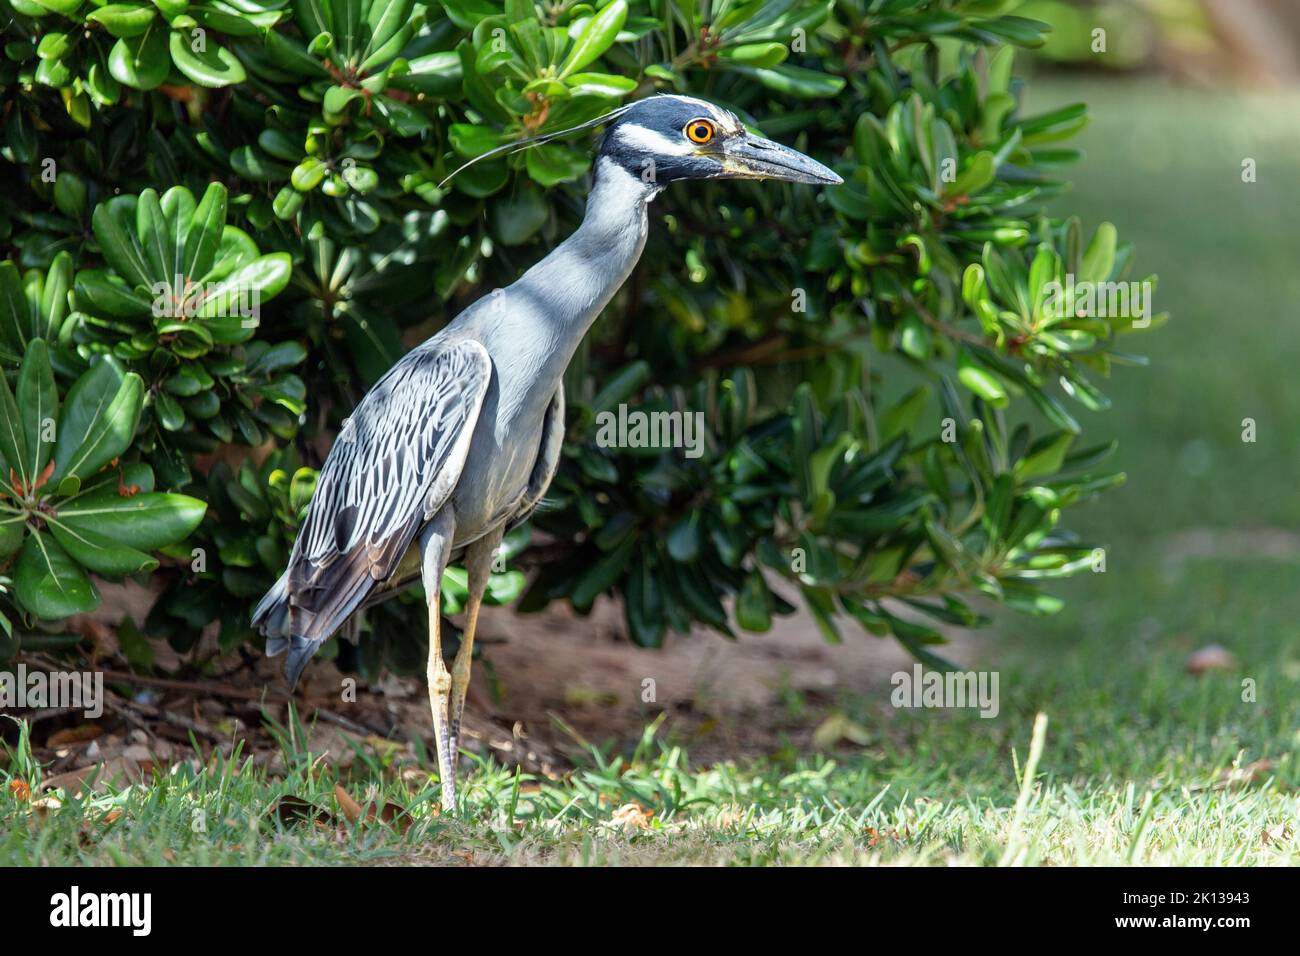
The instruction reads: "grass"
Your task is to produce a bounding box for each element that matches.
[3,79,1299,866]
[1034,78,1300,538]
[2,606,1295,865]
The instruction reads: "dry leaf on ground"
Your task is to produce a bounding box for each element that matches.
[609,802,655,830]
[1186,644,1238,674]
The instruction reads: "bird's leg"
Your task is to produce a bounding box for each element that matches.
[420,511,458,814]
[447,527,503,794]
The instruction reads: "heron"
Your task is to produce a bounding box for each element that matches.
[252,94,841,813]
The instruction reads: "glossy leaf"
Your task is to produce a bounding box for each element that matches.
[15,532,99,619]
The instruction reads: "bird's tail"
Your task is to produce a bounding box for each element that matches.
[251,572,290,644]
[252,573,322,691]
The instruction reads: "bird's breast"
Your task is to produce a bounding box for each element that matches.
[448,359,552,542]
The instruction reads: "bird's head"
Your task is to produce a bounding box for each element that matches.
[597,94,842,189]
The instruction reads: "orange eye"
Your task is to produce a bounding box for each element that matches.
[685,119,715,145]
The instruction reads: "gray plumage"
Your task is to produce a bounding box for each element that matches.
[253,148,649,684]
[251,94,840,812]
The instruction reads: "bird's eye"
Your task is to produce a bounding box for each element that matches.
[685,119,716,145]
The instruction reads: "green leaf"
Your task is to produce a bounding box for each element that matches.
[365,0,414,60]
[392,50,462,96]
[0,262,29,351]
[372,96,431,136]
[0,363,29,485]
[16,338,57,481]
[448,124,508,159]
[160,188,198,287]
[92,197,153,288]
[666,513,700,562]
[58,491,206,550]
[1080,222,1117,285]
[108,26,170,91]
[947,151,995,198]
[957,350,1008,407]
[474,36,516,75]
[563,72,636,97]
[718,42,788,68]
[570,536,635,610]
[489,188,547,246]
[291,157,327,191]
[116,616,154,669]
[87,4,157,38]
[135,188,170,283]
[341,165,377,193]
[1015,432,1074,481]
[485,570,526,604]
[899,312,931,360]
[455,39,511,123]
[169,30,246,87]
[48,519,157,576]
[624,552,664,648]
[37,31,72,60]
[40,252,74,339]
[185,182,228,282]
[978,15,1049,49]
[246,341,307,376]
[150,0,187,17]
[736,569,772,632]
[52,360,144,482]
[526,143,588,186]
[262,27,330,77]
[29,0,84,14]
[53,171,88,220]
[322,84,363,116]
[590,360,650,412]
[879,385,930,442]
[15,531,99,619]
[558,0,627,77]
[0,512,25,558]
[154,391,185,430]
[87,60,124,106]
[196,253,291,318]
[732,63,844,99]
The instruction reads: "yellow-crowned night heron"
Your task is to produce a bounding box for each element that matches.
[253,94,841,812]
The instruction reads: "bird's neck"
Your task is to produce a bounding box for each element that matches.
[517,158,654,366]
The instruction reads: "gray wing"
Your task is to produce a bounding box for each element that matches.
[349,386,565,615]
[254,338,491,651]
[507,385,565,531]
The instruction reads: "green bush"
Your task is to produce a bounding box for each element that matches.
[0,0,1159,671]
[0,339,206,622]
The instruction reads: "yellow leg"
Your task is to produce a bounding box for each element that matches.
[446,599,478,777]
[426,594,456,813]
[446,530,502,796]
[420,512,458,813]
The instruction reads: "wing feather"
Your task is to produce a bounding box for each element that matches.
[257,338,491,647]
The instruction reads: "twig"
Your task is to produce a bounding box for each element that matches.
[112,696,226,742]
[99,669,294,705]
[316,708,391,738]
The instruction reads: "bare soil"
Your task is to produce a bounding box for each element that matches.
[10,579,984,787]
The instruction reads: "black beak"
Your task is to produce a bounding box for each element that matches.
[717,133,843,185]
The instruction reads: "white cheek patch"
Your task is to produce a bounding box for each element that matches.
[595,156,660,200]
[617,123,695,157]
